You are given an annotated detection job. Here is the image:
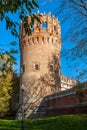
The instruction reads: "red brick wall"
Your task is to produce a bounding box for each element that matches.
[46,105,87,115]
[45,89,87,115]
[46,94,77,107]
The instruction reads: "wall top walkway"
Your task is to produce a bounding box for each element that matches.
[45,86,87,100]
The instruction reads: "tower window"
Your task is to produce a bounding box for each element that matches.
[31,23,34,29]
[32,37,34,43]
[37,37,39,42]
[49,65,53,71]
[47,38,49,43]
[42,37,44,42]
[35,64,39,70]
[52,39,54,43]
[54,25,57,31]
[33,63,40,71]
[21,64,25,73]
[42,22,47,29]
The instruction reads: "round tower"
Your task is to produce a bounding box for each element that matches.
[19,13,61,118]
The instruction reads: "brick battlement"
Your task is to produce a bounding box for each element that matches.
[20,13,61,49]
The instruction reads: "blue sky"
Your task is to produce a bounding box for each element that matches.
[0,0,85,82]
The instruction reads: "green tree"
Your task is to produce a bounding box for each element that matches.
[9,73,20,118]
[0,0,39,73]
[0,74,12,117]
[0,51,16,76]
[0,0,39,118]
[74,82,87,103]
[0,46,18,117]
[0,0,39,36]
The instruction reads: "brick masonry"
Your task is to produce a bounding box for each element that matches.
[17,13,61,118]
[45,88,87,115]
[17,13,80,119]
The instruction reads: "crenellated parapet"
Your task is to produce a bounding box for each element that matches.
[20,13,61,49]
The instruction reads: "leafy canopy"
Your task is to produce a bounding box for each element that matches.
[56,0,87,81]
[0,0,39,36]
[0,74,12,117]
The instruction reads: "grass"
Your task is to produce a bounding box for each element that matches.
[0,114,87,130]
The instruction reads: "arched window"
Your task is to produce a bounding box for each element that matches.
[54,25,57,31]
[47,38,49,43]
[52,39,53,43]
[33,63,40,71]
[37,37,39,42]
[32,37,34,43]
[42,37,44,42]
[35,64,39,70]
[42,21,47,29]
[31,23,34,29]
[21,64,25,73]
[49,65,53,71]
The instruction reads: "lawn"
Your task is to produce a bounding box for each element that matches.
[0,114,87,130]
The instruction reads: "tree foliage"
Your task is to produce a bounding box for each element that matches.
[0,52,14,75]
[57,0,87,43]
[0,72,20,118]
[0,74,12,117]
[9,73,20,118]
[0,0,39,36]
[0,45,17,76]
[56,0,87,81]
[74,81,87,103]
[0,0,39,118]
[0,45,18,117]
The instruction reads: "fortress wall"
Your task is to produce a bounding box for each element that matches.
[45,88,87,115]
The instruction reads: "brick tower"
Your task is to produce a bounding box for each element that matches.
[18,13,61,118]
